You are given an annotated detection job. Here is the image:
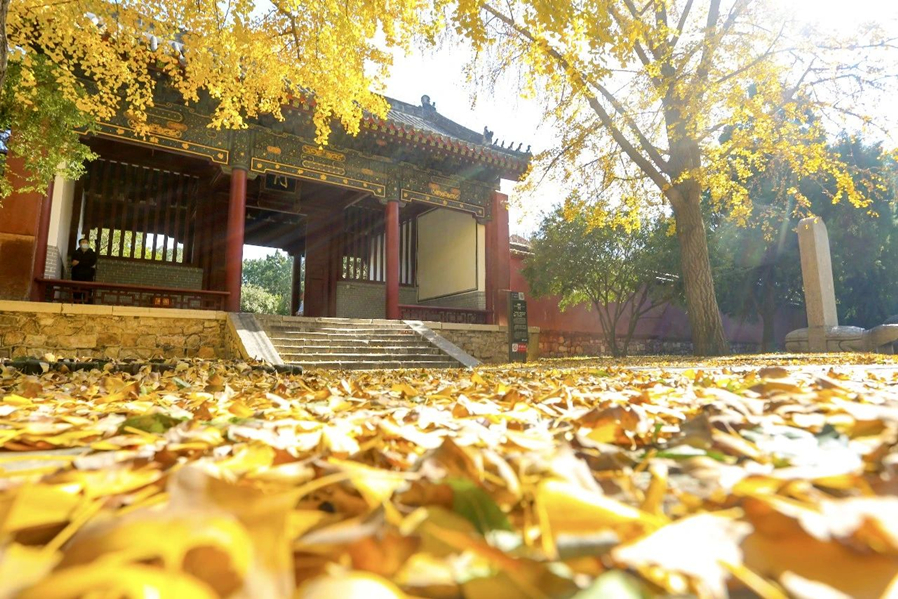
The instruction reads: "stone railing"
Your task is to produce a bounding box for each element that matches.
[36,279,229,311]
[399,304,489,324]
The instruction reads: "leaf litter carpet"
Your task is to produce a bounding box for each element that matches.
[1,355,897,598]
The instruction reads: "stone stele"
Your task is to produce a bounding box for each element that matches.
[785,217,898,353]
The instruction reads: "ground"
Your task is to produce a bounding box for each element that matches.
[1,355,897,598]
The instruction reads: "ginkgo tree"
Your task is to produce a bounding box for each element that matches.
[448,0,894,355]
[0,0,438,196]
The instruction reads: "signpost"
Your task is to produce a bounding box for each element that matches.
[508,291,528,362]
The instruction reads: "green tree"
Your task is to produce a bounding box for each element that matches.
[240,283,282,315]
[711,137,898,347]
[242,251,296,315]
[811,140,898,328]
[0,57,94,199]
[522,207,679,357]
[710,204,802,351]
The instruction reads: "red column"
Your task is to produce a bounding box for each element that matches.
[486,191,511,326]
[384,199,400,320]
[29,179,56,301]
[225,168,247,312]
[485,215,495,322]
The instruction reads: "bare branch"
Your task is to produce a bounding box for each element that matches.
[713,23,787,86]
[693,0,722,92]
[669,0,694,49]
[481,3,671,190]
[593,80,670,172]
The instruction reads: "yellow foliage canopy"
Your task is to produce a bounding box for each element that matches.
[451,0,891,226]
[1,0,441,195]
[10,0,440,135]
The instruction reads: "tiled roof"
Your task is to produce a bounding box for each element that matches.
[386,106,448,137]
[367,95,531,179]
[284,92,532,179]
[510,234,532,254]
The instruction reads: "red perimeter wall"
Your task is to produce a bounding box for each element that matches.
[510,251,805,354]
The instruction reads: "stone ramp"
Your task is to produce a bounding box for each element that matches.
[255,315,479,370]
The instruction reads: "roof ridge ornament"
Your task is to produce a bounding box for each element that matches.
[421,95,437,112]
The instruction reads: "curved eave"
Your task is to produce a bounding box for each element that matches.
[360,117,529,180]
[281,96,530,181]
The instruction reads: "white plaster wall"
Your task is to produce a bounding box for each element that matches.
[417,208,481,301]
[45,176,76,278]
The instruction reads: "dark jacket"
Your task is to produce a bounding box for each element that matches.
[71,247,97,281]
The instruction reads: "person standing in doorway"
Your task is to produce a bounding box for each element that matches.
[71,237,97,303]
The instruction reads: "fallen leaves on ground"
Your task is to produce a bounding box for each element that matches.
[1,355,898,598]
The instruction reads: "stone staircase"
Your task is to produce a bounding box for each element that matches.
[252,315,477,370]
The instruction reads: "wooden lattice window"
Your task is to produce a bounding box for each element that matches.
[341,206,416,285]
[81,159,200,265]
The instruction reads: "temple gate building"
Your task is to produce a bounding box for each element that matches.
[0,92,527,328]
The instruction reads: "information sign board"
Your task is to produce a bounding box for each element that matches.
[508,291,528,362]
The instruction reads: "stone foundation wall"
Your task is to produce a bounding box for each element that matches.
[0,301,229,360]
[538,329,759,357]
[423,322,541,364]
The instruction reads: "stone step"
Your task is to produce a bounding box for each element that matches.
[289,359,463,370]
[271,337,433,347]
[257,317,472,370]
[267,328,414,336]
[281,351,452,360]
[268,331,419,339]
[264,322,411,331]
[272,344,442,355]
[260,316,405,325]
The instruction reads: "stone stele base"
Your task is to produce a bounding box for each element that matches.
[785,324,898,354]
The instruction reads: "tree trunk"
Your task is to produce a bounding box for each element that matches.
[606,329,621,357]
[760,276,776,352]
[0,0,9,95]
[595,302,621,357]
[672,192,730,356]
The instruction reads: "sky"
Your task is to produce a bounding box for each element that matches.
[246,0,898,261]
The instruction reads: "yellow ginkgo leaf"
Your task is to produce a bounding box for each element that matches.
[0,484,82,534]
[296,570,406,599]
[0,543,61,598]
[52,467,162,499]
[17,563,218,599]
[229,400,256,418]
[327,458,409,507]
[59,511,253,596]
[536,478,667,557]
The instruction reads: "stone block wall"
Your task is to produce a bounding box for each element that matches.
[336,282,417,319]
[95,258,203,290]
[424,322,541,364]
[537,329,759,357]
[0,301,229,360]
